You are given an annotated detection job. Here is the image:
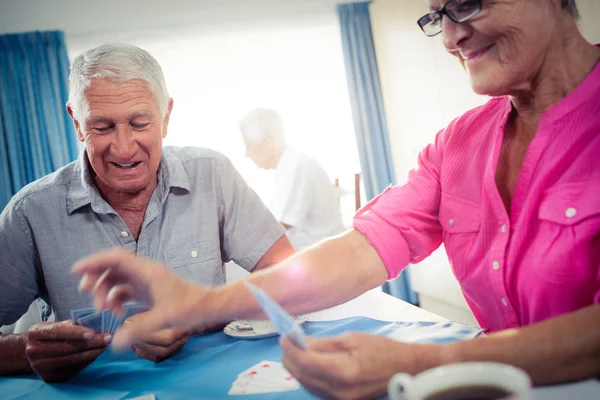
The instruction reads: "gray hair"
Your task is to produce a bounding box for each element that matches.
[239,108,286,147]
[68,43,170,121]
[562,0,580,19]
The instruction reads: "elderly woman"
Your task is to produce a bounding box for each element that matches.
[75,0,600,398]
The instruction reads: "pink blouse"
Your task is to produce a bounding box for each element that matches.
[354,62,600,331]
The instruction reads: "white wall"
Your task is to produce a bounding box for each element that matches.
[0,0,363,214]
[0,0,354,36]
[369,0,600,325]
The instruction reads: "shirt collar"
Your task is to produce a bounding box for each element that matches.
[66,148,190,215]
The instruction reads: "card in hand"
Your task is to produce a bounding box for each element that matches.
[71,301,149,334]
[77,312,104,333]
[244,282,307,349]
[70,307,95,323]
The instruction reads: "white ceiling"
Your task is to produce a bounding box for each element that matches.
[0,0,360,36]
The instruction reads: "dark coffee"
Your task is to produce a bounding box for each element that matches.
[425,385,512,400]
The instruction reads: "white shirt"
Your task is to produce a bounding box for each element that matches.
[271,148,344,250]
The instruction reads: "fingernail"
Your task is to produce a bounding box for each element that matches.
[78,274,89,293]
[104,334,112,344]
[83,332,94,340]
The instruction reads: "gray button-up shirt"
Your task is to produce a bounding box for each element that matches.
[0,146,285,324]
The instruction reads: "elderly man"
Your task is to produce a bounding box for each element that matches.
[239,108,344,250]
[75,0,600,398]
[0,43,294,382]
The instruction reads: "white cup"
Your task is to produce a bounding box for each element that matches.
[388,362,532,400]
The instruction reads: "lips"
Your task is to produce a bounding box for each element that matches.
[461,44,494,61]
[110,161,142,169]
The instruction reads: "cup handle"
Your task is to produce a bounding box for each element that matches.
[388,373,414,400]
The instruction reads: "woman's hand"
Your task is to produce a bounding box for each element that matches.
[73,249,205,350]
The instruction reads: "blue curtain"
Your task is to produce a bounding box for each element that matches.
[336,2,418,305]
[0,31,78,211]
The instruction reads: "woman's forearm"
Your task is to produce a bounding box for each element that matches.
[201,229,389,322]
[444,305,600,385]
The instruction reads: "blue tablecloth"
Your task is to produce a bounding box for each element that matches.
[0,318,482,400]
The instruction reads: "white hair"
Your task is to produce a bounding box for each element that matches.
[239,108,286,147]
[562,0,579,19]
[68,43,169,121]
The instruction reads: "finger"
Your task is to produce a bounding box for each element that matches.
[27,321,98,341]
[112,310,171,351]
[77,272,102,294]
[133,328,189,347]
[106,284,135,314]
[26,334,111,359]
[281,337,350,382]
[131,343,160,362]
[131,336,187,362]
[74,249,153,306]
[306,336,352,353]
[30,346,107,376]
[91,268,115,309]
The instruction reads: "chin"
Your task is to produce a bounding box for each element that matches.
[469,77,511,97]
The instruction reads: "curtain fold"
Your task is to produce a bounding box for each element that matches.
[0,31,78,210]
[336,2,418,305]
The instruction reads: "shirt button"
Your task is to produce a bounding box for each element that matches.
[501,297,508,306]
[565,208,577,218]
[501,224,508,233]
[492,261,500,270]
[448,218,455,227]
[191,250,198,258]
[120,231,129,238]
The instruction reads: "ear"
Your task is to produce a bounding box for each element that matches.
[66,103,85,142]
[162,98,174,139]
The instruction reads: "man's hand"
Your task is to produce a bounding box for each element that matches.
[25,320,110,382]
[281,333,443,400]
[126,315,190,362]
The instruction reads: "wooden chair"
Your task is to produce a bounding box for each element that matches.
[335,173,361,211]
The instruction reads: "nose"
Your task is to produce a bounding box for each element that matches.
[441,16,473,53]
[111,125,138,160]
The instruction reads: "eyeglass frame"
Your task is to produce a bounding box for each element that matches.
[417,0,483,37]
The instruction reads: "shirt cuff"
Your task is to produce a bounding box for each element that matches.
[353,210,411,280]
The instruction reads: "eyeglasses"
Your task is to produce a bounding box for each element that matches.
[417,0,482,37]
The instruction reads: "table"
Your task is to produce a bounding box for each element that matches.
[0,290,598,399]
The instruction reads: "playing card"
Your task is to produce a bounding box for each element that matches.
[101,310,112,333]
[237,361,295,383]
[109,301,150,335]
[70,307,95,323]
[229,361,300,395]
[77,311,104,333]
[125,395,156,400]
[244,282,307,349]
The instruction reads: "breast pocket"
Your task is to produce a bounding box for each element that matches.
[163,241,225,286]
[439,193,482,281]
[536,181,600,283]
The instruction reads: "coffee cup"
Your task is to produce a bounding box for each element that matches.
[388,362,531,400]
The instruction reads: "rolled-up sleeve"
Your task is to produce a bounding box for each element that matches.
[353,129,447,279]
[0,198,40,326]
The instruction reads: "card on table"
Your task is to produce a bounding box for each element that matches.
[229,360,300,395]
